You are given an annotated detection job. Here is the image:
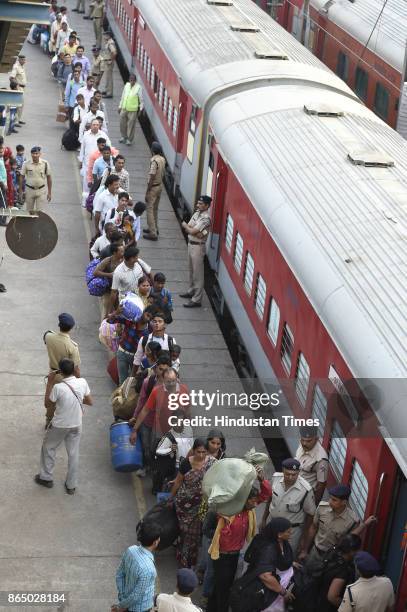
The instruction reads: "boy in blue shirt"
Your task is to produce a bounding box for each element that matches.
[150,272,173,324]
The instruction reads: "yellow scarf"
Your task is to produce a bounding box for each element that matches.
[208,510,257,560]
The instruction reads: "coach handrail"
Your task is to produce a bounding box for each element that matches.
[367,471,386,551]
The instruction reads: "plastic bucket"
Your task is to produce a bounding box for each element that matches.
[110,422,143,472]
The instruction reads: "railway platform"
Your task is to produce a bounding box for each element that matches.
[0,7,266,610]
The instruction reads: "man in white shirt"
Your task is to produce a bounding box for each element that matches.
[93,174,120,232]
[110,245,152,310]
[56,22,72,53]
[103,191,135,233]
[77,75,96,107]
[133,313,174,370]
[79,118,110,192]
[35,358,93,494]
[155,568,201,611]
[90,221,115,258]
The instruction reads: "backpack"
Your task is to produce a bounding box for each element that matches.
[141,334,174,353]
[229,568,268,612]
[61,127,79,151]
[85,192,96,215]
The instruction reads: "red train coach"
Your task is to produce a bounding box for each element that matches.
[107,0,407,606]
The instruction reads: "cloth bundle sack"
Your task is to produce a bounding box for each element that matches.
[99,319,120,352]
[86,258,109,296]
[111,376,139,421]
[202,458,257,516]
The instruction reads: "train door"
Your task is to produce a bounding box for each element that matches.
[383,470,407,610]
[205,142,228,271]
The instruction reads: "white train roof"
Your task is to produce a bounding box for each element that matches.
[210,84,407,473]
[135,0,358,105]
[311,0,407,73]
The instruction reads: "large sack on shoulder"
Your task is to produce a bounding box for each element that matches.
[137,502,179,551]
[111,377,139,421]
[203,458,257,516]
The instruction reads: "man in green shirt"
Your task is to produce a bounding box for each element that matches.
[118,74,143,146]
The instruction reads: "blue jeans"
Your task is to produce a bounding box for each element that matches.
[116,349,134,385]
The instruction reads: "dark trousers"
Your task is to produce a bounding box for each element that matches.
[207,552,240,612]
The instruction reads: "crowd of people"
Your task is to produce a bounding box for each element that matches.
[1,3,398,611]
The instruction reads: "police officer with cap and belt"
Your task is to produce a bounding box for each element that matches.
[180,195,212,308]
[19,146,52,212]
[91,45,104,87]
[9,54,27,126]
[43,313,81,426]
[261,458,316,555]
[338,552,394,612]
[295,425,329,504]
[299,484,377,562]
[101,31,117,98]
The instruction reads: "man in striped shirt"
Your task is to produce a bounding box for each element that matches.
[113,522,161,612]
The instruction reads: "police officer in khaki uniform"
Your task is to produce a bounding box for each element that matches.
[90,0,105,47]
[299,484,377,562]
[295,425,329,504]
[261,458,316,555]
[91,46,104,87]
[9,54,27,125]
[143,142,166,241]
[19,146,52,212]
[180,196,212,308]
[338,552,395,612]
[101,31,117,98]
[44,313,81,425]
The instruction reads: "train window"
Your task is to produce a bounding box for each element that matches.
[158,81,163,107]
[167,99,173,126]
[142,50,147,73]
[163,90,168,115]
[234,232,243,272]
[225,214,234,253]
[349,460,368,520]
[153,72,159,97]
[295,352,310,407]
[267,298,280,346]
[374,83,389,120]
[255,274,267,319]
[355,67,368,102]
[136,37,141,61]
[336,51,348,82]
[206,151,214,197]
[329,421,347,481]
[187,105,198,164]
[150,66,155,89]
[172,108,178,135]
[244,253,254,295]
[280,323,294,374]
[147,58,151,82]
[311,384,327,439]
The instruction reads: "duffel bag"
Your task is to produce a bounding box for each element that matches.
[229,568,268,612]
[61,127,79,150]
[137,501,179,551]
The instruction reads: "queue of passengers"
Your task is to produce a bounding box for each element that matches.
[22,5,398,611]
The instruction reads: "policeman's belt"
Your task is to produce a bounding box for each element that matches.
[26,184,45,190]
[189,241,205,245]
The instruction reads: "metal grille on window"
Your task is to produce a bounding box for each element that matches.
[280,323,294,374]
[244,253,254,295]
[142,50,147,72]
[150,66,155,89]
[234,233,243,272]
[136,38,141,61]
[311,384,327,439]
[163,90,168,114]
[147,58,151,82]
[295,353,310,407]
[167,99,173,126]
[158,82,163,106]
[255,274,266,319]
[172,109,178,135]
[267,298,280,346]
[349,461,368,520]
[329,421,347,481]
[225,214,234,253]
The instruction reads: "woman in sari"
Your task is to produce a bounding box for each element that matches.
[248,517,295,612]
[170,438,215,568]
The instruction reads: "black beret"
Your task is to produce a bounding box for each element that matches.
[328,484,351,500]
[282,458,301,471]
